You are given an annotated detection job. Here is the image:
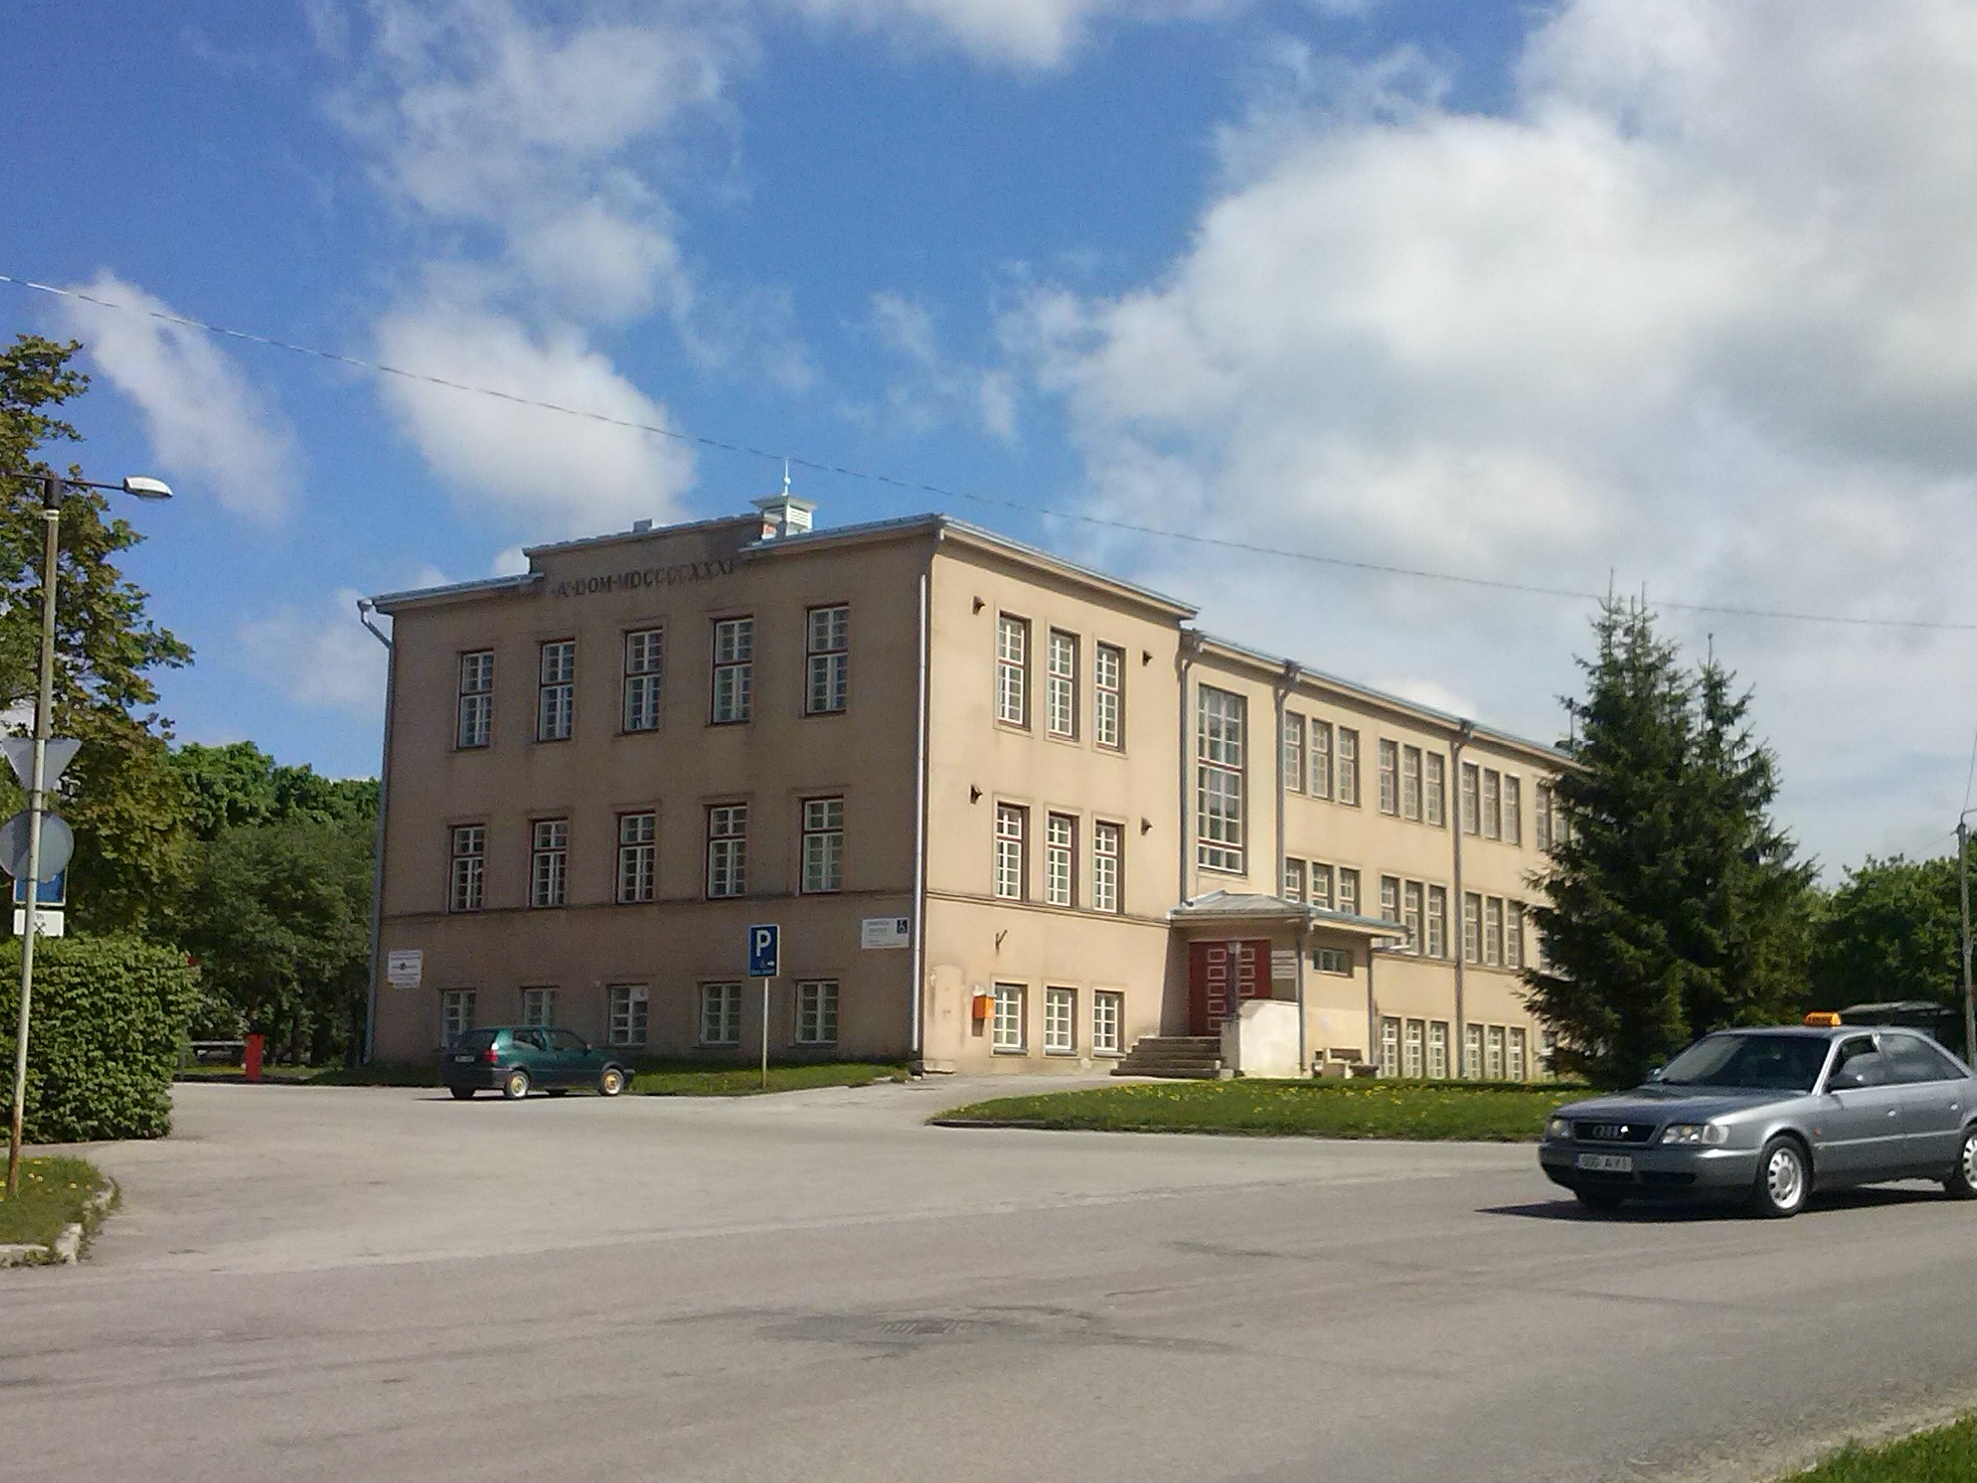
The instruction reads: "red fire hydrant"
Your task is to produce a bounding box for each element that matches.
[243,1033,265,1083]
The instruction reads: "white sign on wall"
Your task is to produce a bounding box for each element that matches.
[860,916,912,950]
[1271,949,1299,985]
[386,949,424,988]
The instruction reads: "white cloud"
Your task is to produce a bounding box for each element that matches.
[1020,0,1977,870]
[55,272,297,520]
[236,589,390,722]
[374,303,694,537]
[779,0,1260,68]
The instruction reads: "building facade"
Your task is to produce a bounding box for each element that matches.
[369,494,1564,1078]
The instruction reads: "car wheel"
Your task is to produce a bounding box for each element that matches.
[1944,1126,1977,1200]
[449,1087,476,1101]
[1574,1187,1626,1213]
[502,1068,531,1100]
[598,1067,626,1097]
[1751,1136,1809,1218]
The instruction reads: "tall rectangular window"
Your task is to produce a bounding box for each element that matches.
[1309,863,1334,911]
[1464,1024,1484,1080]
[457,650,493,749]
[449,825,485,912]
[1379,874,1401,930]
[1045,813,1075,906]
[1460,762,1480,835]
[1336,728,1360,806]
[1309,721,1333,800]
[530,819,567,908]
[796,980,839,1046]
[1484,896,1505,966]
[1425,884,1448,959]
[1337,867,1360,917]
[1535,783,1555,851]
[1094,643,1124,750]
[1044,986,1076,1055]
[1282,713,1305,794]
[994,804,1027,900]
[1503,775,1522,846]
[1092,821,1122,914]
[1482,768,1503,840]
[1428,1021,1450,1080]
[522,986,557,1027]
[1379,1017,1400,1078]
[1283,857,1305,902]
[1463,891,1482,964]
[617,811,656,904]
[802,798,844,894]
[1046,630,1078,739]
[1401,746,1423,822]
[1424,753,1446,827]
[711,617,753,723]
[1402,880,1424,955]
[806,605,849,715]
[700,982,742,1046]
[1196,685,1246,872]
[995,615,1029,726]
[1092,990,1124,1055]
[1486,1025,1506,1081]
[623,628,663,732]
[537,640,575,742]
[992,983,1025,1051]
[441,989,477,1045]
[706,804,747,898]
[1403,1019,1424,1079]
[1377,739,1400,815]
[608,985,648,1048]
[1506,902,1525,970]
[1507,1027,1528,1082]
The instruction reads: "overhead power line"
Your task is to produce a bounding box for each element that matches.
[8,270,1977,634]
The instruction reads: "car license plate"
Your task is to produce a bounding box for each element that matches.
[1575,1152,1633,1174]
[452,1054,476,1063]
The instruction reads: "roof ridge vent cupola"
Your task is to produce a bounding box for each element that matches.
[753,465,815,540]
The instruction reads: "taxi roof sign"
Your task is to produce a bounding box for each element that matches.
[1803,1011,1843,1027]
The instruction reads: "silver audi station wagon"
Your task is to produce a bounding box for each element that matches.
[1539,1022,1977,1218]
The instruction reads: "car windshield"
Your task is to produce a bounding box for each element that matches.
[452,1029,497,1051]
[1657,1034,1828,1092]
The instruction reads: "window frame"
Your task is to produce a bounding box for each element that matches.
[805,604,850,717]
[1043,986,1077,1056]
[1195,685,1247,874]
[1336,728,1360,807]
[457,650,494,750]
[1337,867,1360,917]
[801,796,845,895]
[1402,879,1424,955]
[1092,990,1125,1056]
[993,803,1028,901]
[529,818,568,908]
[536,639,575,743]
[622,627,664,733]
[1425,884,1448,959]
[1309,720,1332,800]
[449,824,485,912]
[995,614,1030,728]
[1482,768,1503,841]
[521,986,557,1028]
[616,811,657,904]
[1044,812,1076,907]
[608,984,649,1048]
[1309,862,1334,911]
[1377,738,1399,816]
[991,982,1026,1053]
[795,979,840,1047]
[710,616,754,725]
[1045,629,1079,740]
[1424,752,1446,828]
[1091,819,1123,914]
[1401,745,1423,822]
[1460,761,1480,836]
[440,988,477,1046]
[706,803,748,899]
[1093,642,1125,750]
[699,982,743,1047]
[1282,712,1305,795]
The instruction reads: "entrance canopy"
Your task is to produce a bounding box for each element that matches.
[1166,890,1401,944]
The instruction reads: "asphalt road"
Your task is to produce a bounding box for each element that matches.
[8,1081,1977,1483]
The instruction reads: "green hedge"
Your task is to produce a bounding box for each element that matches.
[0,936,198,1144]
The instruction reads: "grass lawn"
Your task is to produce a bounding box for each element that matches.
[177,1059,909,1096]
[632,1061,909,1096]
[0,1156,115,1253]
[1786,1415,1977,1481]
[935,1078,1577,1140]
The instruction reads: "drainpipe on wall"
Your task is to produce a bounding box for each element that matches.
[356,599,395,1066]
[1275,661,1296,898]
[1450,718,1475,1076]
[1364,940,1377,1073]
[909,538,938,1067]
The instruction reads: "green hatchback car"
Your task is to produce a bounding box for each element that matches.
[442,1027,633,1100]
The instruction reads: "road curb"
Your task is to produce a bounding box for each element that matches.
[0,1179,117,1267]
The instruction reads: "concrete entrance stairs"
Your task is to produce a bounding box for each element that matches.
[1113,1035,1224,1079]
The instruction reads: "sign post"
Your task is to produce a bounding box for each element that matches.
[748,924,780,1090]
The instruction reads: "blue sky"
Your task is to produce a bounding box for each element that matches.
[7,0,1977,876]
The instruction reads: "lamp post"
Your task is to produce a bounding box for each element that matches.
[1960,813,1977,1068]
[6,471,171,1197]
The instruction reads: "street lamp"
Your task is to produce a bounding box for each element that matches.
[6,471,172,1197]
[1960,814,1977,1069]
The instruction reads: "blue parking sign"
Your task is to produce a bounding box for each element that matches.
[747,923,780,978]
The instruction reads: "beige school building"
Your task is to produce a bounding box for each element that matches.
[368,491,1565,1079]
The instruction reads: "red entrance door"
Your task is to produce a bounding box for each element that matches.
[1188,940,1269,1034]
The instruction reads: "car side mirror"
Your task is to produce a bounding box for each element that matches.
[1646,1066,1664,1082]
